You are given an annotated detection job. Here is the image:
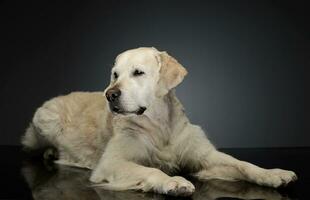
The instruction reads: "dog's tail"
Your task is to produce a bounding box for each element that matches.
[21,123,58,160]
[22,123,44,150]
[21,123,38,149]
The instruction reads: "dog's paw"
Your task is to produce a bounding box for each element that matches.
[256,169,297,188]
[162,176,195,196]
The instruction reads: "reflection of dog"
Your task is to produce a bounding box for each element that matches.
[21,47,297,196]
[193,180,290,200]
[22,161,99,200]
[21,160,290,200]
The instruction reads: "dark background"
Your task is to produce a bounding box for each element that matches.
[0,0,308,148]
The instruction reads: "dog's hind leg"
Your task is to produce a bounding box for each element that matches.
[177,125,297,188]
[194,149,298,188]
[194,165,245,182]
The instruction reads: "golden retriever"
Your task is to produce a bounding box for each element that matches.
[22,47,297,196]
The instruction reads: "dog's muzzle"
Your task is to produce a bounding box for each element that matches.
[105,88,146,115]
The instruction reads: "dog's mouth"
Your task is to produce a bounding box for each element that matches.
[109,103,146,115]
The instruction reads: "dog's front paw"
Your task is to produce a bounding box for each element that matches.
[256,169,297,188]
[162,176,195,196]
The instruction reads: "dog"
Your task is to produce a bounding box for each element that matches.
[21,47,297,196]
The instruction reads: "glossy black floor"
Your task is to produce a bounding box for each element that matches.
[1,146,309,200]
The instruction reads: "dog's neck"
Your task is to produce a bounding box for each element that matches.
[144,94,169,125]
[145,90,189,134]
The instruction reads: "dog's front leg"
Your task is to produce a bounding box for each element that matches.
[90,159,194,196]
[90,135,195,196]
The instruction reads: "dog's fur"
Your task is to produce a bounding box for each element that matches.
[21,47,297,196]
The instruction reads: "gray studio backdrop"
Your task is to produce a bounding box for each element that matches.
[0,1,308,147]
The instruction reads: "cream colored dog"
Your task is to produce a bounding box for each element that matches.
[22,47,297,196]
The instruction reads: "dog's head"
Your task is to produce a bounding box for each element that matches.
[105,47,187,115]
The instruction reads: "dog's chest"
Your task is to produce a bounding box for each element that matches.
[114,113,180,173]
[148,143,180,174]
[135,126,180,174]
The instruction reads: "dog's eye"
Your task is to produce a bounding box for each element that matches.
[133,69,145,76]
[113,72,118,79]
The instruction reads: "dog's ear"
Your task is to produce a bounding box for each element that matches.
[157,51,188,96]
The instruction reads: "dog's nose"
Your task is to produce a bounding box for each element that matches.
[106,88,121,102]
